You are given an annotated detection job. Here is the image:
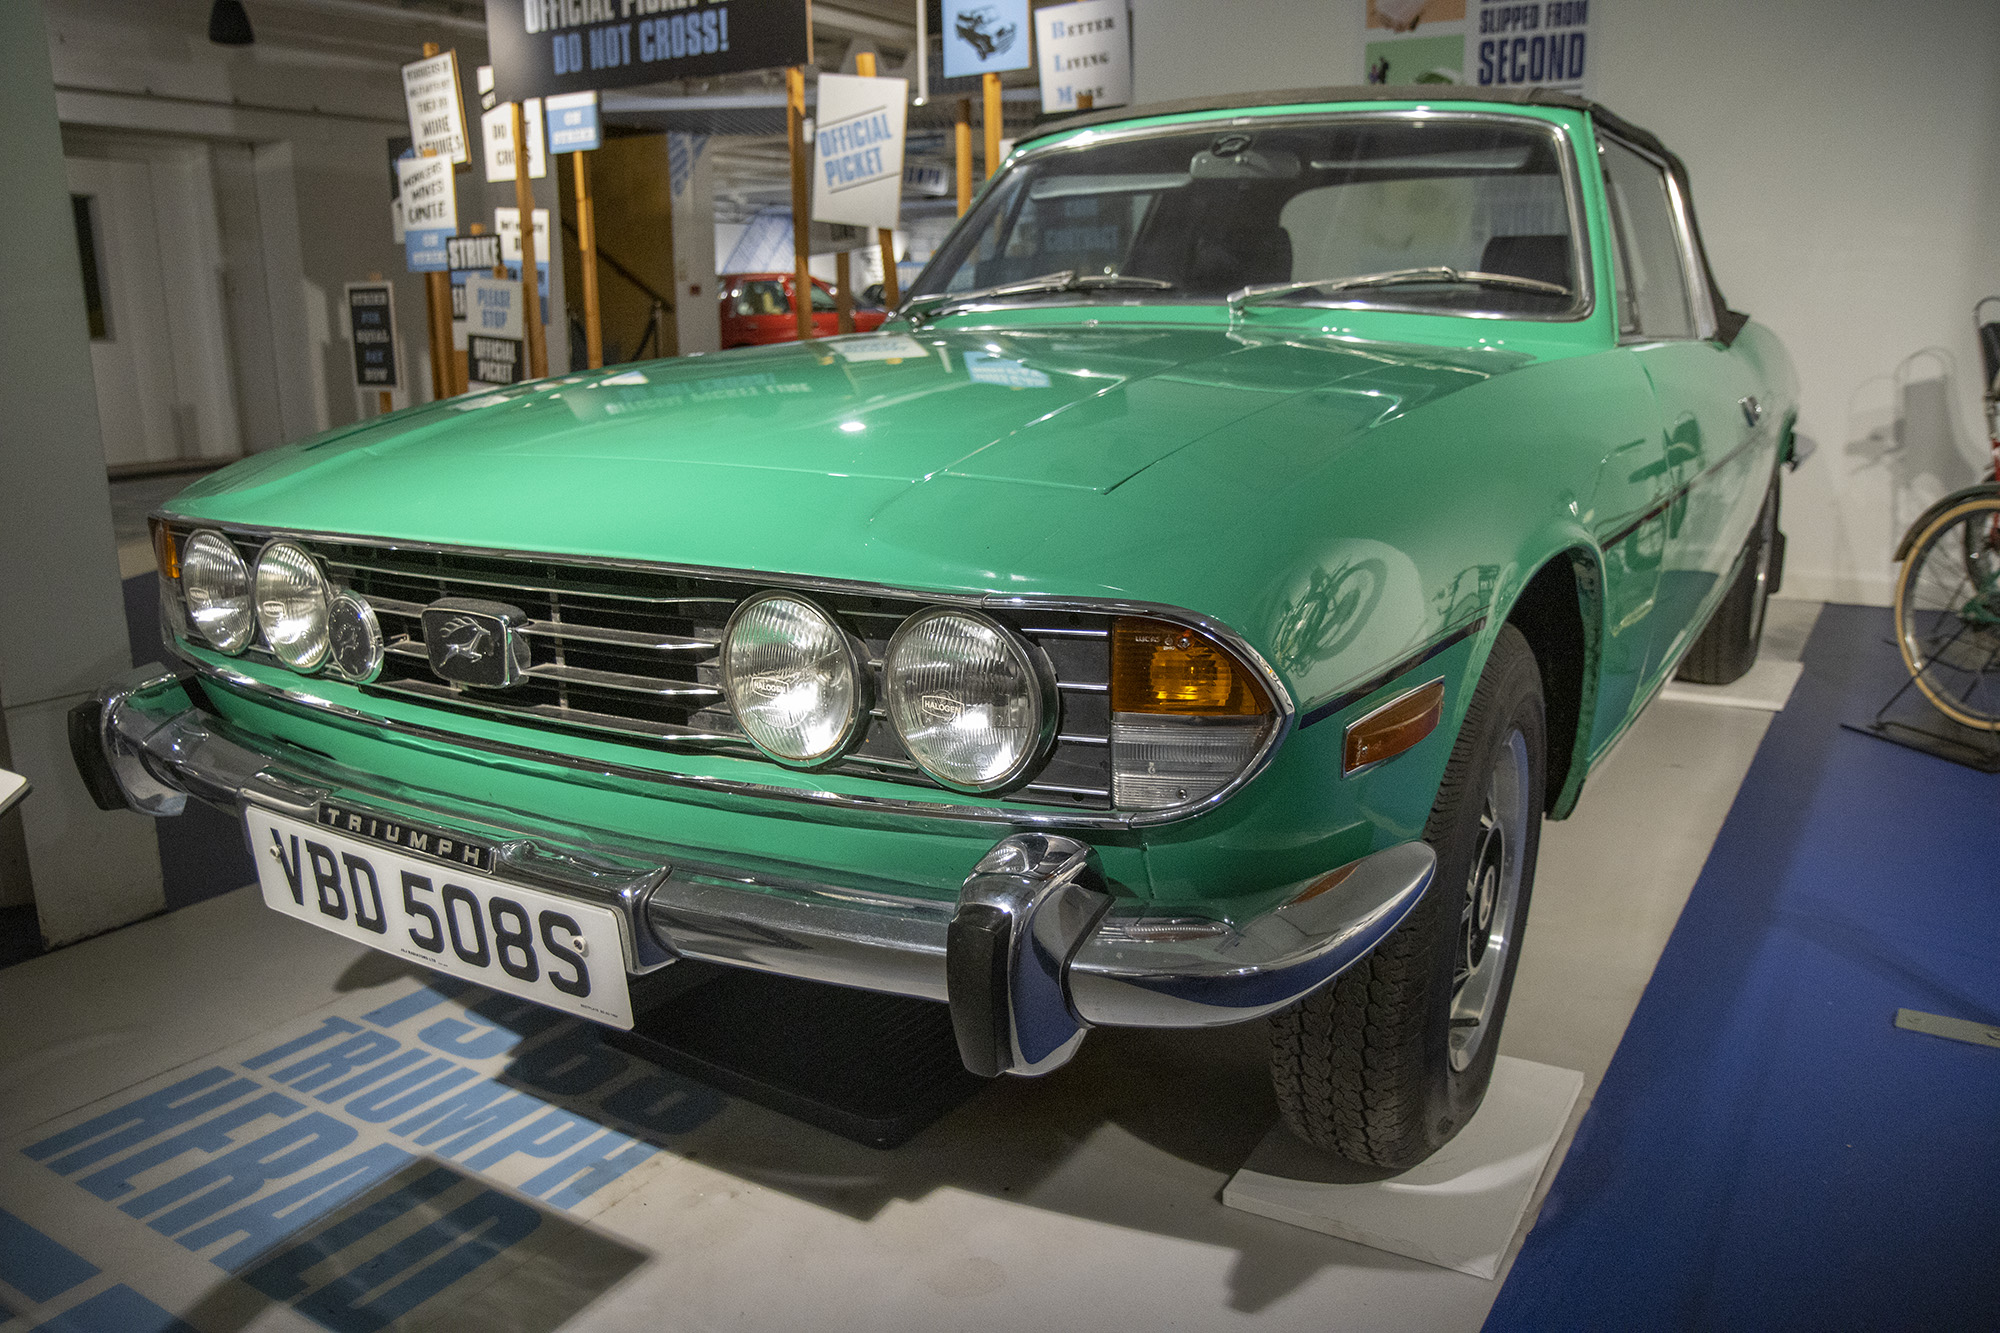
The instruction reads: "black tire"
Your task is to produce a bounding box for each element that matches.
[1676,477,1780,686]
[1270,624,1546,1169]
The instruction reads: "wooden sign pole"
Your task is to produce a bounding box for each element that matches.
[416,45,454,399]
[510,100,549,378]
[573,151,603,368]
[786,65,814,341]
[955,99,973,216]
[982,72,1003,179]
[854,51,899,307]
[834,251,854,333]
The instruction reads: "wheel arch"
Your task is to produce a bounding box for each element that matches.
[1495,545,1604,819]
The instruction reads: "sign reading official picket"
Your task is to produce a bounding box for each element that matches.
[811,73,907,232]
[487,0,812,103]
[344,283,398,388]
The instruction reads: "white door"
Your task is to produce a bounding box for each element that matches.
[66,156,186,467]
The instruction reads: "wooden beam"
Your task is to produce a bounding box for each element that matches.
[511,100,549,379]
[835,250,854,333]
[573,151,603,368]
[786,65,814,341]
[982,72,1002,179]
[955,98,973,216]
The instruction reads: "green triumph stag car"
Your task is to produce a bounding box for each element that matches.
[74,86,1795,1169]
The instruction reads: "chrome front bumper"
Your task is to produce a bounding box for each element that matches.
[73,665,1434,1077]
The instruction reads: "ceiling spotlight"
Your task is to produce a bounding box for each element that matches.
[208,0,255,46]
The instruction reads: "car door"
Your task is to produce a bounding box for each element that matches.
[1599,134,1768,687]
[798,278,842,337]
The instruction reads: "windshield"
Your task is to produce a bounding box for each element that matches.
[909,114,1586,319]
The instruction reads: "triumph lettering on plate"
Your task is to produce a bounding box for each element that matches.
[316,802,497,873]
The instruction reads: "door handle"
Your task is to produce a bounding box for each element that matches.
[1740,395,1762,428]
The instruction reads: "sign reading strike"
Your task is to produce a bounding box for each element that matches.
[810,73,907,232]
[1034,0,1132,113]
[397,155,457,272]
[344,283,398,388]
[401,52,469,164]
[447,234,503,273]
[486,0,812,103]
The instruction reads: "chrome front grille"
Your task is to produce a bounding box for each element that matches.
[190,529,1115,809]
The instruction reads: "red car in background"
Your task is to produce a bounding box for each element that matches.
[718,273,889,348]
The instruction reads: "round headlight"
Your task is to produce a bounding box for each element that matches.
[720,593,865,764]
[885,609,1051,792]
[179,530,254,654]
[254,541,331,671]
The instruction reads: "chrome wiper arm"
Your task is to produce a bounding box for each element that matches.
[1228,266,1570,314]
[1070,273,1176,290]
[904,271,1175,323]
[904,270,1078,323]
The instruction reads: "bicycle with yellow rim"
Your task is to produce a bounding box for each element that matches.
[1891,296,2000,732]
[1895,486,2000,730]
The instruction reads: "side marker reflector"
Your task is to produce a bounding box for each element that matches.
[1343,678,1445,775]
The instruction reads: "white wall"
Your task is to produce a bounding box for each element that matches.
[0,0,164,937]
[46,0,569,439]
[1130,0,2000,605]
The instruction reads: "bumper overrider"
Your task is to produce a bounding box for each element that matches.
[71,664,1434,1078]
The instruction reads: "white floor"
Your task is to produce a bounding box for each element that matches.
[0,603,1821,1333]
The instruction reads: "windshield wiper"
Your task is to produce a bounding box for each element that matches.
[905,270,1176,323]
[1227,266,1571,315]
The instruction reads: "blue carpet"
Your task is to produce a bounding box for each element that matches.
[1485,604,2000,1332]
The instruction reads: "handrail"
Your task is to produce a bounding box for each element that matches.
[561,215,675,313]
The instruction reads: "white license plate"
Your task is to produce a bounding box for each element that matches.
[245,805,633,1028]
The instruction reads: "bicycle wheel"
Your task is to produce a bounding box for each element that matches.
[1895,494,2000,729]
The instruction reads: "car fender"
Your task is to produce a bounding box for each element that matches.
[1443,525,1606,822]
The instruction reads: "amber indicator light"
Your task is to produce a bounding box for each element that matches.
[1343,679,1445,774]
[1288,860,1360,906]
[151,519,179,581]
[1111,617,1270,715]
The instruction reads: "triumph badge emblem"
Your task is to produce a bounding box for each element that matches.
[421,598,529,688]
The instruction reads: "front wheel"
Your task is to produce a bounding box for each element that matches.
[1269,625,1546,1169]
[1894,492,2000,730]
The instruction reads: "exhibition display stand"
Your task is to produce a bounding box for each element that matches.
[1223,1057,1585,1279]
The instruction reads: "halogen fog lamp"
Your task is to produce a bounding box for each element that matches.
[720,593,865,764]
[254,541,331,671]
[1110,617,1274,810]
[885,609,1050,791]
[179,529,254,654]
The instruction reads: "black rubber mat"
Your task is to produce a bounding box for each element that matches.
[603,966,993,1149]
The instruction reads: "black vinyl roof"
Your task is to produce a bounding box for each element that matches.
[1016,84,1671,162]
